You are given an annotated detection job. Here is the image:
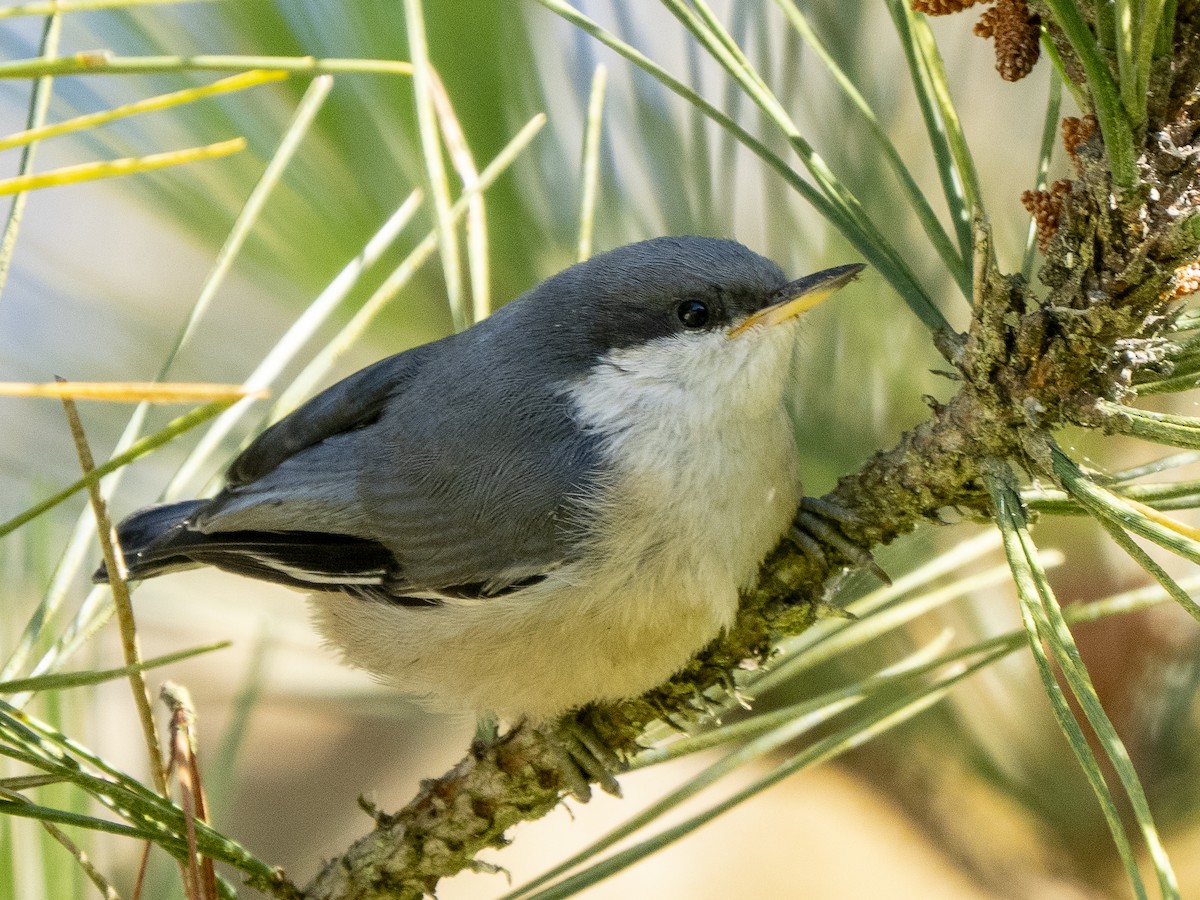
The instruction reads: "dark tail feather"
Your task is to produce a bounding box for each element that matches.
[94,500,208,583]
[95,501,395,593]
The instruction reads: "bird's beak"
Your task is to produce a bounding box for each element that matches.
[727,263,865,338]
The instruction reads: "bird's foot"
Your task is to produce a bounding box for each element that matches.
[541,713,625,802]
[790,497,891,585]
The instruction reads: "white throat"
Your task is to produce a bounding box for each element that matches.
[568,324,805,594]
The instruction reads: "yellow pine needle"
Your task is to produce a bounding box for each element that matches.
[0,70,285,151]
[0,137,245,195]
[427,68,489,322]
[0,381,266,403]
[0,0,221,18]
[577,63,607,263]
[0,52,413,79]
[1124,495,1200,543]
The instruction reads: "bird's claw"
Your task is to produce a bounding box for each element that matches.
[544,714,625,801]
[791,497,891,585]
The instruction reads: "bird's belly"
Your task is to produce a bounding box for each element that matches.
[306,420,802,719]
[307,570,735,720]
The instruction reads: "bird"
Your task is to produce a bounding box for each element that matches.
[96,236,863,722]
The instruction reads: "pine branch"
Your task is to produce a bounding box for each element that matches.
[296,9,1200,899]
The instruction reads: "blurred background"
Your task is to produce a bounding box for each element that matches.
[1,1,1199,898]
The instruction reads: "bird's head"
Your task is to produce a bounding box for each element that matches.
[509,236,862,408]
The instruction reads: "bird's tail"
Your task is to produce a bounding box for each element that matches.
[93,499,397,593]
[93,500,207,584]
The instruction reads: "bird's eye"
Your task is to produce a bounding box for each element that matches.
[676,299,710,328]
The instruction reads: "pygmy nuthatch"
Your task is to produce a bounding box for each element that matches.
[97,236,862,720]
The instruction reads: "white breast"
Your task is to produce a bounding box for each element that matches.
[308,325,804,720]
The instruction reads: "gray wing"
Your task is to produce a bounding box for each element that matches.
[227,345,434,487]
[354,373,599,593]
[191,330,600,599]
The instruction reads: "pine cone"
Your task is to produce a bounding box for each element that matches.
[913,0,986,15]
[973,5,997,38]
[975,0,1041,81]
[1061,114,1099,162]
[1021,179,1072,253]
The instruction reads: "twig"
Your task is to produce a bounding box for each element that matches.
[58,381,167,797]
[163,683,217,900]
